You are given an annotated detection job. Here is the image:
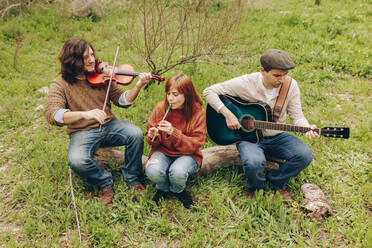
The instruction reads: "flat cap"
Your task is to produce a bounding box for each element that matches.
[260,49,295,71]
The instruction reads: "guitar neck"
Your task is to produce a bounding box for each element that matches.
[254,120,317,134]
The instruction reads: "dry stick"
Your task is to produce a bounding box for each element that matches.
[69,168,82,243]
[151,104,172,142]
[0,3,21,19]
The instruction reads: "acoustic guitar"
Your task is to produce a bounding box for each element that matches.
[206,95,350,145]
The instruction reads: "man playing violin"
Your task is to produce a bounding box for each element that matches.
[203,49,319,201]
[44,37,152,206]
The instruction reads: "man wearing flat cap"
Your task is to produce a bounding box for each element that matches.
[203,49,319,200]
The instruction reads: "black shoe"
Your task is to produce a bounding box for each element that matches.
[152,190,168,205]
[174,190,193,209]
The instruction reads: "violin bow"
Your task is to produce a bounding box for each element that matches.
[100,43,120,130]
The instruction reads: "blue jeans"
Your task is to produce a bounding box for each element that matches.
[68,118,144,190]
[236,132,313,190]
[145,152,198,193]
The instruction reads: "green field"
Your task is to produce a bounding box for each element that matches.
[0,0,371,247]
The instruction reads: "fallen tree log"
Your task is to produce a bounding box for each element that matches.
[94,145,284,175]
[198,145,242,175]
[94,147,148,167]
[301,183,333,221]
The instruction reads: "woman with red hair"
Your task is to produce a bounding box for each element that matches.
[145,73,206,208]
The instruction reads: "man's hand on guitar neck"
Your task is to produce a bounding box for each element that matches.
[220,106,241,130]
[305,124,320,140]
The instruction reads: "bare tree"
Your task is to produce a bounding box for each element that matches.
[124,0,244,80]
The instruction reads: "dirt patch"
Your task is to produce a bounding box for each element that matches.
[331,233,347,247]
[345,74,372,84]
[0,165,8,173]
[330,73,372,102]
[3,147,14,155]
[328,92,353,101]
[0,222,21,234]
[247,0,280,8]
[317,229,329,242]
[152,240,181,248]
[0,161,11,174]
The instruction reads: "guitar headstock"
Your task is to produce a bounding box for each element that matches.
[321,127,350,139]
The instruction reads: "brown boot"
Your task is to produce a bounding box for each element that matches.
[130,183,146,193]
[247,189,256,199]
[98,186,113,206]
[276,188,293,201]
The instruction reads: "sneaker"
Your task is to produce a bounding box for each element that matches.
[130,183,146,193]
[152,190,168,205]
[174,190,194,209]
[98,186,113,206]
[276,188,294,201]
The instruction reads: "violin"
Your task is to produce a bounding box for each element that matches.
[87,60,165,86]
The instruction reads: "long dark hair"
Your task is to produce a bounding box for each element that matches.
[161,73,203,133]
[59,38,96,84]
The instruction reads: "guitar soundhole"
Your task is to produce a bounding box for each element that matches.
[240,116,255,131]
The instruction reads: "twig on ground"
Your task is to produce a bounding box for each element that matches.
[69,168,82,243]
[0,3,21,19]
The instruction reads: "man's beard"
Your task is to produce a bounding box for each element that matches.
[84,69,96,76]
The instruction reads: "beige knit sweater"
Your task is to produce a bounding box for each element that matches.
[44,75,127,135]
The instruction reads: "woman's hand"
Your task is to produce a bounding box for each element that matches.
[147,127,159,139]
[158,120,174,135]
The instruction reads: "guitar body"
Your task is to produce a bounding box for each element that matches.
[207,95,350,145]
[206,95,272,145]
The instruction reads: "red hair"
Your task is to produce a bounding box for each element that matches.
[161,73,203,132]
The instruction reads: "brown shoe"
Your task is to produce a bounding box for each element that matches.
[130,183,146,193]
[276,188,293,201]
[247,189,256,199]
[98,186,113,206]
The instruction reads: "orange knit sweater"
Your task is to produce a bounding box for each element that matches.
[146,102,206,166]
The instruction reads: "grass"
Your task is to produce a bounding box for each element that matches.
[0,0,371,247]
